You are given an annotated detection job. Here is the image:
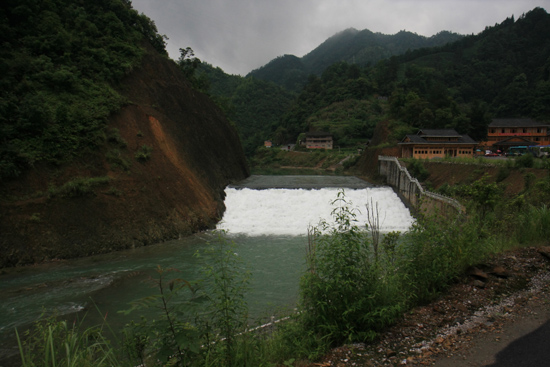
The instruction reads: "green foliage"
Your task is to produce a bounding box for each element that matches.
[198,232,251,366]
[135,145,152,162]
[514,204,550,245]
[441,174,502,217]
[402,211,496,303]
[49,176,111,198]
[299,191,405,345]
[496,166,511,182]
[122,266,203,366]
[16,317,125,367]
[119,232,252,367]
[106,149,132,171]
[515,153,535,168]
[406,158,429,181]
[177,47,210,91]
[106,128,128,148]
[0,0,166,180]
[306,99,382,147]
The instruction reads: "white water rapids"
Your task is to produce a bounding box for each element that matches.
[217,186,415,236]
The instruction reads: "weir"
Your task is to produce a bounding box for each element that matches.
[217,175,414,236]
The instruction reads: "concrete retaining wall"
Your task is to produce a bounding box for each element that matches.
[378,156,464,217]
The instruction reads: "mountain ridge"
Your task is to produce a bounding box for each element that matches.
[248,27,463,89]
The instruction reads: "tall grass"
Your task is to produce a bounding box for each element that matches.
[16,317,126,367]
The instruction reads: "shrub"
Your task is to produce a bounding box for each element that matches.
[106,149,131,171]
[50,176,110,198]
[299,191,405,345]
[106,128,127,148]
[516,153,534,168]
[407,158,429,182]
[135,145,152,162]
[496,166,510,182]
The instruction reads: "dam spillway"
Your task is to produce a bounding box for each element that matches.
[217,175,415,236]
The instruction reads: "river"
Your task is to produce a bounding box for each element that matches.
[0,175,414,361]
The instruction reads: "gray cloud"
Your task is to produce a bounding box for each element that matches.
[131,0,547,75]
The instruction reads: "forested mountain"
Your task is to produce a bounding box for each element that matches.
[248,28,463,91]
[276,7,550,145]
[197,63,297,155]
[196,7,549,157]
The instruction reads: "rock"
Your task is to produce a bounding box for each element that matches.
[490,265,510,278]
[473,280,486,288]
[455,303,468,312]
[538,246,550,261]
[467,266,489,280]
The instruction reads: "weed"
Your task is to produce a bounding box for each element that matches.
[106,149,132,171]
[496,166,510,182]
[299,190,404,345]
[135,145,152,162]
[106,128,128,148]
[16,316,124,367]
[105,187,122,197]
[49,176,111,198]
[29,213,41,222]
[406,158,429,181]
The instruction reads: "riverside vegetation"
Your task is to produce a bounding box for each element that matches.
[15,162,550,366]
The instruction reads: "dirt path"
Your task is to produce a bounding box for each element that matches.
[434,299,550,366]
[306,246,550,366]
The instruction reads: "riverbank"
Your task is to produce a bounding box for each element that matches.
[306,246,550,366]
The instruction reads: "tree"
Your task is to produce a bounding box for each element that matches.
[467,100,491,142]
[178,47,200,71]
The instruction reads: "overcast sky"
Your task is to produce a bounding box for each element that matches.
[131,0,548,76]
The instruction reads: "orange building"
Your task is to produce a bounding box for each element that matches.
[399,129,477,159]
[483,118,550,152]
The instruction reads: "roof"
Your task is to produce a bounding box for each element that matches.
[491,136,537,146]
[400,129,477,145]
[489,118,549,128]
[417,129,462,137]
[305,132,332,137]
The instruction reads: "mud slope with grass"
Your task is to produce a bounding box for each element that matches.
[0,44,249,268]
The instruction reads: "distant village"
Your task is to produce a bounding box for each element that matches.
[265,118,550,159]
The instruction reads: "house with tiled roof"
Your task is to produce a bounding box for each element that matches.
[305,132,333,150]
[483,118,550,152]
[399,129,477,159]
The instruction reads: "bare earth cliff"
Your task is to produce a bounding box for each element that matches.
[0,45,249,268]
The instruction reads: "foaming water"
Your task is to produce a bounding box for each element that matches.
[217,187,414,236]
